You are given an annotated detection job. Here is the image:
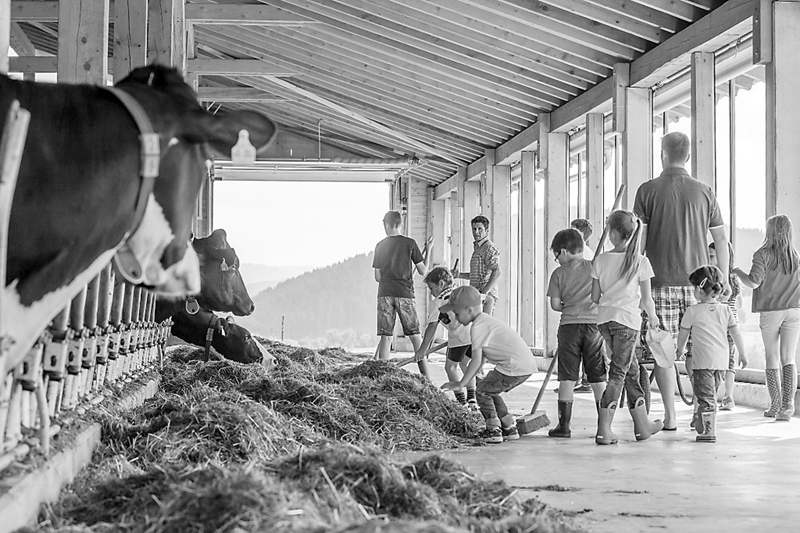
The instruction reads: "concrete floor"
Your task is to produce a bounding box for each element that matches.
[396,353,800,533]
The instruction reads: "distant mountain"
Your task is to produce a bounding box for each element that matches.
[239,264,314,291]
[238,253,378,347]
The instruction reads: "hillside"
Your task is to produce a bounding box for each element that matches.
[239,253,378,348]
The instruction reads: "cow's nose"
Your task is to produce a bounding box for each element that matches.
[249,302,255,313]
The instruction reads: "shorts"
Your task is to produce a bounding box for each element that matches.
[641,285,695,361]
[759,308,800,333]
[557,324,607,382]
[377,296,420,337]
[446,344,472,363]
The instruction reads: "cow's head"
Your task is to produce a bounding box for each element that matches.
[218,316,274,370]
[113,65,277,295]
[192,229,254,316]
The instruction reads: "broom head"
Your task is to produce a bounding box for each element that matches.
[517,410,550,435]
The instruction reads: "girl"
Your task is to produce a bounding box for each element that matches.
[733,215,800,421]
[708,242,747,410]
[677,266,747,443]
[416,266,477,410]
[591,210,663,444]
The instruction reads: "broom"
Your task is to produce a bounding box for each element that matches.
[517,184,627,435]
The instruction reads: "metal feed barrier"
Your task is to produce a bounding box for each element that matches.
[0,101,171,470]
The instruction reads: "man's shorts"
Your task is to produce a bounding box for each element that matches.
[640,285,695,362]
[446,344,472,363]
[557,323,606,382]
[377,296,420,337]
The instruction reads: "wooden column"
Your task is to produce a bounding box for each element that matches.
[542,131,569,356]
[0,0,9,74]
[463,180,480,245]
[449,190,462,271]
[408,177,429,335]
[430,192,447,268]
[492,164,510,324]
[622,88,653,208]
[482,149,495,224]
[57,0,109,84]
[147,0,185,67]
[113,0,148,82]
[519,151,536,345]
[691,51,716,189]
[586,113,605,249]
[766,0,800,248]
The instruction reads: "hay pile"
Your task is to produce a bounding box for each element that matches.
[24,340,584,533]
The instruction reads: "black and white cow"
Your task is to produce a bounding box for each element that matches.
[0,65,277,378]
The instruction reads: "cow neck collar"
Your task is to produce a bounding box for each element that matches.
[204,310,220,361]
[104,86,162,285]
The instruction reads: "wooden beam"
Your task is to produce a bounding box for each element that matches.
[496,122,538,166]
[8,55,56,72]
[691,51,715,189]
[113,0,148,82]
[449,189,462,271]
[462,180,480,236]
[147,0,172,65]
[185,3,319,25]
[552,78,614,133]
[264,75,465,166]
[753,0,772,65]
[543,131,569,356]
[0,0,8,74]
[10,1,57,21]
[430,194,447,268]
[196,87,288,102]
[9,21,34,55]
[519,151,535,345]
[612,63,629,133]
[434,172,460,200]
[585,113,604,239]
[187,58,301,76]
[482,149,494,221]
[57,0,109,84]
[622,88,652,209]
[492,164,511,323]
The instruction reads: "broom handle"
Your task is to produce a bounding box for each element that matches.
[591,184,627,262]
[530,353,557,414]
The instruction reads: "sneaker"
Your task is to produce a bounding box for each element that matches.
[502,425,520,441]
[573,384,592,394]
[478,427,503,444]
[467,399,480,412]
[719,397,735,411]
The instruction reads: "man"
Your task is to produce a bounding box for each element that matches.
[633,131,731,430]
[453,215,502,315]
[372,210,431,376]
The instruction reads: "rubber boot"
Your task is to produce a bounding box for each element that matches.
[595,401,619,445]
[548,400,572,438]
[696,410,717,443]
[629,397,663,441]
[777,364,796,421]
[765,368,782,418]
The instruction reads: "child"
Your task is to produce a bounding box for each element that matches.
[733,214,800,421]
[440,285,536,444]
[677,266,747,443]
[546,228,607,438]
[709,242,747,410]
[571,218,595,393]
[415,267,478,410]
[591,210,663,445]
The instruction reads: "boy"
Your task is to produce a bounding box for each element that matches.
[453,215,501,315]
[415,267,478,410]
[441,285,535,444]
[372,210,430,377]
[571,218,595,393]
[547,229,607,438]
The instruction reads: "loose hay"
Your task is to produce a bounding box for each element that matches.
[25,342,584,533]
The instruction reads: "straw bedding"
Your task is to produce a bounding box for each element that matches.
[23,340,583,533]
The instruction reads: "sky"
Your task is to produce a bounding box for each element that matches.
[213,181,391,268]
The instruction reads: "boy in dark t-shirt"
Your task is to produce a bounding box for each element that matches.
[372,210,430,376]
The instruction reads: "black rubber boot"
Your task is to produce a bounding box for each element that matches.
[548,400,572,438]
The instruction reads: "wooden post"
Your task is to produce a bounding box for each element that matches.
[519,151,536,345]
[766,0,800,249]
[113,0,149,82]
[492,164,510,324]
[622,88,653,209]
[586,113,605,247]
[430,192,447,268]
[449,190,461,271]
[482,149,495,224]
[148,0,186,67]
[0,0,9,74]
[57,0,109,84]
[691,51,716,189]
[542,132,569,356]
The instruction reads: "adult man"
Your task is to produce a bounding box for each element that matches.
[453,215,502,315]
[633,131,731,430]
[373,210,431,376]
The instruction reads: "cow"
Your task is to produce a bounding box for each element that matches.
[0,65,277,383]
[154,229,254,323]
[170,308,275,370]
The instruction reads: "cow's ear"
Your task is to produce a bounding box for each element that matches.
[191,110,277,156]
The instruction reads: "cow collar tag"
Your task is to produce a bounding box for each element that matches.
[185,297,200,315]
[204,312,219,361]
[104,86,162,285]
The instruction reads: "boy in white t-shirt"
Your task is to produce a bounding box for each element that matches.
[415,267,476,409]
[441,286,536,444]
